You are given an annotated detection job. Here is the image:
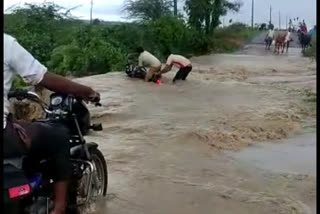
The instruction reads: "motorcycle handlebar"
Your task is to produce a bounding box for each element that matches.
[8,90,102,108]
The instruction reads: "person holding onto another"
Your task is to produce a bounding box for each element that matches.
[160,53,192,83]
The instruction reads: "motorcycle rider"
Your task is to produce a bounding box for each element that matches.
[265,25,275,49]
[4,33,100,214]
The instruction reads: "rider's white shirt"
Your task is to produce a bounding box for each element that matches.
[267,30,274,38]
[3,34,47,128]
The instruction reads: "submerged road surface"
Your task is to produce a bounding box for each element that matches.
[76,32,316,214]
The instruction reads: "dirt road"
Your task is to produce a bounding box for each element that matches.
[74,34,316,214]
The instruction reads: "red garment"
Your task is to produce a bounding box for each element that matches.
[300,25,307,33]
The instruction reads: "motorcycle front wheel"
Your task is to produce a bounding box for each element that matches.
[90,148,108,198]
[69,148,108,214]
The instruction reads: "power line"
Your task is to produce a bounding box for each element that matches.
[279,10,281,29]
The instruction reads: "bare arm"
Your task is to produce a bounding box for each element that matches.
[39,72,97,101]
[160,64,173,74]
[138,54,143,67]
[7,35,99,102]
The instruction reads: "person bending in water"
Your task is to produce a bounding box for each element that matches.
[160,53,192,83]
[136,47,162,82]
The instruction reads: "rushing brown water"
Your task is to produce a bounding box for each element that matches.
[11,33,316,214]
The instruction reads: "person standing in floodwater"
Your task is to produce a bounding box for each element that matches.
[160,53,192,83]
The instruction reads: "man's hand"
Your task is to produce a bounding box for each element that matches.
[160,64,172,74]
[40,72,100,102]
[88,91,100,103]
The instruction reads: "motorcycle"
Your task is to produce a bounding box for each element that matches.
[4,90,108,214]
[125,63,162,83]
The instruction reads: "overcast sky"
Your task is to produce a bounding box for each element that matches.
[4,0,317,28]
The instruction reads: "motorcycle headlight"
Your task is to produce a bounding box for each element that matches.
[51,96,63,106]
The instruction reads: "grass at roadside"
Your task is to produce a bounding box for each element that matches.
[303,34,317,61]
[211,26,260,53]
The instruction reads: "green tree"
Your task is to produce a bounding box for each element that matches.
[123,0,172,21]
[4,2,74,63]
[93,18,101,25]
[184,0,242,35]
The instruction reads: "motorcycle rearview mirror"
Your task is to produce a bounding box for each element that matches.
[90,123,103,131]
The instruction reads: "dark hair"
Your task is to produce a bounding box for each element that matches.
[135,47,144,54]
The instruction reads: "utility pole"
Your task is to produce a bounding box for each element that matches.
[173,0,178,16]
[90,0,93,24]
[269,5,272,24]
[251,0,254,28]
[286,15,288,29]
[279,11,281,30]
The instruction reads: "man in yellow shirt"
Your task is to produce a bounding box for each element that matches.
[136,47,162,82]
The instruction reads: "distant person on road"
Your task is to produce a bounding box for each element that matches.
[302,20,308,32]
[299,22,307,34]
[268,22,274,30]
[135,47,162,82]
[289,19,293,31]
[160,52,192,83]
[265,26,275,50]
[266,27,275,38]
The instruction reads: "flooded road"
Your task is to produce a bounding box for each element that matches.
[229,132,316,176]
[75,34,316,214]
[78,42,316,214]
[13,32,316,214]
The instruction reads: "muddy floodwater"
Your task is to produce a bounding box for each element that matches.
[229,132,316,176]
[77,34,316,214]
[12,33,316,214]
